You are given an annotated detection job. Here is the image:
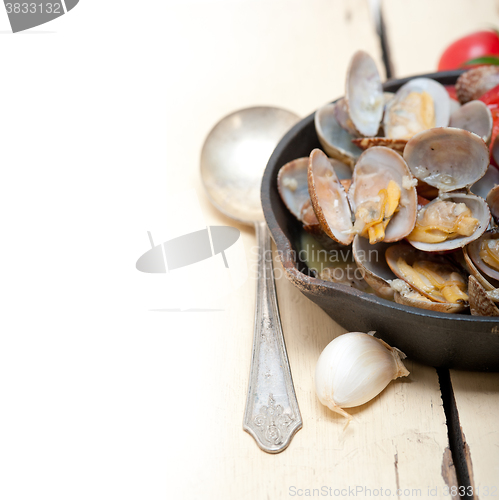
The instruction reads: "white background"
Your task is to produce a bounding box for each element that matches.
[0,1,384,499]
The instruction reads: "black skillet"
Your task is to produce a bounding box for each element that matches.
[261,70,499,371]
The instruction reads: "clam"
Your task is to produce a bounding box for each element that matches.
[277,157,311,221]
[404,127,489,192]
[348,146,417,244]
[333,98,360,137]
[464,229,499,291]
[406,193,490,252]
[403,127,490,252]
[389,278,457,312]
[383,78,450,140]
[314,103,362,168]
[471,164,499,200]
[468,275,499,316]
[345,51,384,137]
[278,155,350,251]
[455,66,499,104]
[308,149,354,245]
[449,100,493,144]
[352,235,396,300]
[385,243,468,313]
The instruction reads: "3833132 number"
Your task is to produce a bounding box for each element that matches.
[5,3,61,14]
[443,485,498,496]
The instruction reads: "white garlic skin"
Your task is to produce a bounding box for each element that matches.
[315,332,409,418]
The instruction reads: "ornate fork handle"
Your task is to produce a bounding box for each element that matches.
[243,220,302,453]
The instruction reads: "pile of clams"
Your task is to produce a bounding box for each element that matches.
[277,51,499,317]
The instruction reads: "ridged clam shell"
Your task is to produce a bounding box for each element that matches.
[468,275,499,316]
[455,66,499,104]
[404,127,489,192]
[308,149,354,245]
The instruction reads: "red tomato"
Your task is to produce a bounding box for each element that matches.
[438,30,499,70]
[478,83,499,105]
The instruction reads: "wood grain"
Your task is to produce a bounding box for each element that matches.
[449,371,499,493]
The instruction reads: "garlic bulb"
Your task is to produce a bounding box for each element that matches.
[315,332,409,421]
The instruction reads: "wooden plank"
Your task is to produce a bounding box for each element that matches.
[179,245,456,499]
[158,0,455,497]
[448,371,499,494]
[382,0,499,77]
[0,0,456,498]
[383,0,499,494]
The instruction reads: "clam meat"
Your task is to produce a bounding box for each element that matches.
[386,244,468,311]
[349,146,417,244]
[383,78,450,140]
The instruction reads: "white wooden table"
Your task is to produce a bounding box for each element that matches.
[0,1,497,499]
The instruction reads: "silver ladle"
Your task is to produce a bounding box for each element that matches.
[200,106,303,453]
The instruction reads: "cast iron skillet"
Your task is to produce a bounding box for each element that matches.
[261,70,499,371]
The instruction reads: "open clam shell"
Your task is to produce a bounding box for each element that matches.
[277,157,310,221]
[352,235,396,300]
[404,127,489,192]
[315,103,363,168]
[333,98,360,137]
[468,275,499,316]
[449,100,493,144]
[385,243,468,312]
[349,146,417,242]
[383,78,450,140]
[308,149,354,245]
[278,155,352,251]
[407,193,490,252]
[464,229,499,290]
[471,165,499,200]
[345,51,384,137]
[391,278,462,313]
